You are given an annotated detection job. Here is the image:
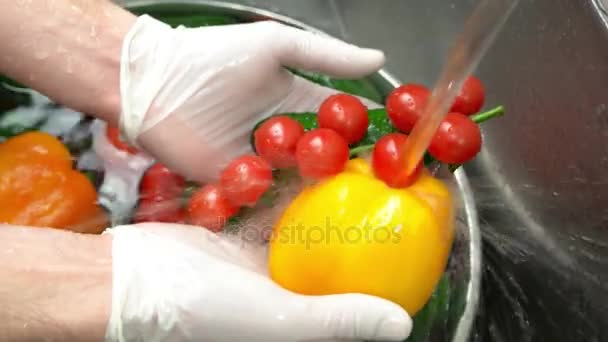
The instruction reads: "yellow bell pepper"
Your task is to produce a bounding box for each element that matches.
[268,158,454,315]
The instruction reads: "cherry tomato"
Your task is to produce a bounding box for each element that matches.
[450,76,485,115]
[140,163,186,201]
[254,116,305,169]
[386,84,430,133]
[318,94,369,144]
[134,197,185,224]
[295,128,349,179]
[106,125,139,154]
[187,184,239,232]
[372,133,422,188]
[220,155,273,207]
[429,112,482,164]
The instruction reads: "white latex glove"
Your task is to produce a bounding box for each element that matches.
[119,15,385,183]
[105,223,412,342]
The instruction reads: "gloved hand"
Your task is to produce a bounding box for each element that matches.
[105,223,412,342]
[119,15,385,183]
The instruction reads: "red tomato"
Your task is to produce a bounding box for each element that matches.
[295,128,349,179]
[187,184,238,232]
[106,125,139,154]
[372,133,422,188]
[220,155,273,207]
[134,197,185,224]
[254,116,305,169]
[451,76,485,115]
[386,84,430,133]
[140,163,186,201]
[318,94,369,144]
[429,112,482,164]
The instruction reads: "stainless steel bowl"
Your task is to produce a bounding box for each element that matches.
[116,2,482,340]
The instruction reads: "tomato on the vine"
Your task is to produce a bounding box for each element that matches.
[106,125,139,154]
[295,128,349,179]
[254,116,305,169]
[372,133,422,188]
[318,94,369,144]
[134,198,185,224]
[429,112,482,164]
[187,184,238,232]
[140,163,186,201]
[220,155,273,207]
[450,76,485,115]
[386,84,430,133]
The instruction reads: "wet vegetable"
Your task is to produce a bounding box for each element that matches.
[254,116,305,169]
[269,158,454,316]
[187,184,239,232]
[220,155,273,207]
[295,128,350,179]
[154,14,239,27]
[0,132,107,233]
[429,112,482,164]
[135,163,186,224]
[450,76,485,116]
[290,69,384,103]
[252,105,504,170]
[386,84,431,133]
[372,133,423,188]
[318,93,369,144]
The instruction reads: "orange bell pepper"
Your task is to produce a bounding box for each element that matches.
[0,132,107,233]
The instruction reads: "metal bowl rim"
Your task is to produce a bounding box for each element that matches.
[119,1,482,339]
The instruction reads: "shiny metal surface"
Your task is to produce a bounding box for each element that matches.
[122,1,608,340]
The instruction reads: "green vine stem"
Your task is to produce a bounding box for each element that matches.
[349,105,506,167]
[349,144,375,157]
[469,105,504,124]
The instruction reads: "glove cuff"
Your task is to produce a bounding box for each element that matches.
[119,15,172,148]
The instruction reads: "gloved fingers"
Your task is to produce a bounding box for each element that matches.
[292,293,412,341]
[130,222,268,273]
[277,76,383,115]
[272,23,385,79]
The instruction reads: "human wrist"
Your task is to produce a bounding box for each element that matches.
[0,226,113,342]
[0,0,136,126]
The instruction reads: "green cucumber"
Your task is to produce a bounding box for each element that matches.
[407,275,452,341]
[154,14,239,28]
[291,69,384,103]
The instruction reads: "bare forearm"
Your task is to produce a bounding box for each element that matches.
[0,0,136,125]
[0,226,112,342]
